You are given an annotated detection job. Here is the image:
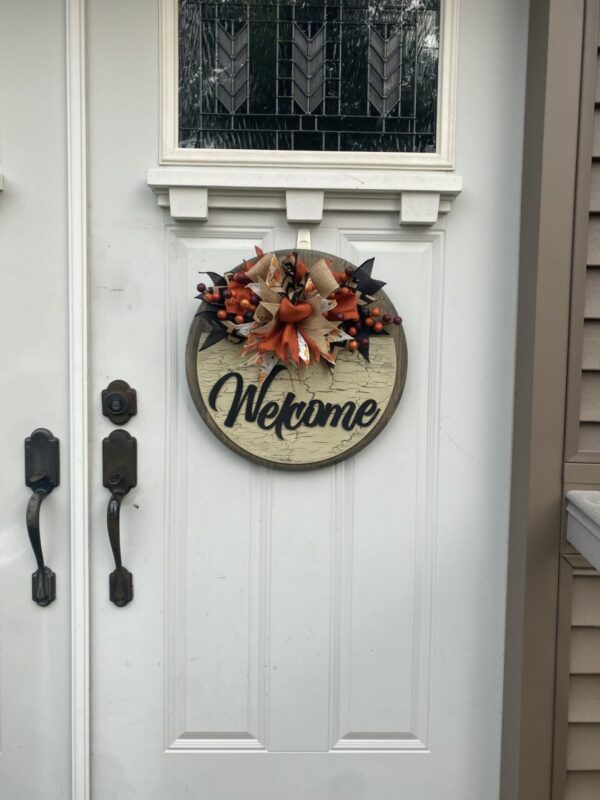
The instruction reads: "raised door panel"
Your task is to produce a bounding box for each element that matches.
[164,215,442,753]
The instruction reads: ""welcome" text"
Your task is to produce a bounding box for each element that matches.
[208,366,381,440]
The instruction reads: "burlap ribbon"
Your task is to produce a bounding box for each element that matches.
[308,258,339,298]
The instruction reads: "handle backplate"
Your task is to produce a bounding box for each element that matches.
[24,428,59,606]
[101,379,137,425]
[103,430,137,607]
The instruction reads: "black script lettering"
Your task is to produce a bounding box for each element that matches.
[207,366,382,439]
[257,401,279,430]
[304,399,326,428]
[208,365,287,428]
[274,393,307,440]
[319,401,358,430]
[354,398,381,428]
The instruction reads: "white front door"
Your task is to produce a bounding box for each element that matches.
[0,3,72,797]
[86,0,528,798]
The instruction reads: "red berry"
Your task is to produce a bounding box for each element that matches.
[374,321,383,333]
[383,313,392,323]
[196,282,206,293]
[348,326,358,337]
[365,317,375,327]
[393,316,402,325]
[234,314,244,324]
[234,272,248,284]
[361,338,369,347]
[217,310,227,320]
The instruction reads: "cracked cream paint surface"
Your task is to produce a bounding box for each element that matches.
[196,336,398,465]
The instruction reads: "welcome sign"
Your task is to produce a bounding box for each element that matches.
[185,250,407,470]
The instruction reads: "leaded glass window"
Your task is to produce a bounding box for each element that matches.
[178,0,441,153]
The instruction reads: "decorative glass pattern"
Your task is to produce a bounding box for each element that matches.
[179,0,440,152]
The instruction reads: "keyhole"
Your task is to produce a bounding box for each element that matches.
[108,394,126,414]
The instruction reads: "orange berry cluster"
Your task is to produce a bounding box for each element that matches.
[345,305,402,353]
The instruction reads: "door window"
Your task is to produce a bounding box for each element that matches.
[179,0,440,153]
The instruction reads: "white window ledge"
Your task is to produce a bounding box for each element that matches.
[147,167,462,226]
[566,491,600,571]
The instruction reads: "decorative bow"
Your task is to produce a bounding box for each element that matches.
[194,247,402,378]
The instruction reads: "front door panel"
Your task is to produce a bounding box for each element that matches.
[87,0,528,797]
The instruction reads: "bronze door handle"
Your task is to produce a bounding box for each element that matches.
[103,430,136,607]
[24,429,59,606]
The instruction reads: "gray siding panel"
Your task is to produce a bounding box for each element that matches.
[582,322,600,369]
[578,422,600,452]
[566,772,600,800]
[567,724,600,771]
[590,164,600,211]
[569,676,600,722]
[584,267,600,317]
[587,217,600,265]
[580,374,600,422]
[571,628,600,674]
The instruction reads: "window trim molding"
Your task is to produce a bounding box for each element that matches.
[159,0,459,170]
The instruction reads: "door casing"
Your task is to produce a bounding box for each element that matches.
[62,0,566,798]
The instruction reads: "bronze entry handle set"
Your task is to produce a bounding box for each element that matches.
[24,379,137,608]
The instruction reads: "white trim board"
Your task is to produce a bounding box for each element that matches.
[67,0,90,797]
[147,167,462,224]
[159,0,460,170]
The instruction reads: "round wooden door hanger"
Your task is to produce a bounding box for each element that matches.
[186,248,407,470]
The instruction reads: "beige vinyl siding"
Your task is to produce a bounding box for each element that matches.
[578,423,600,451]
[566,772,600,800]
[584,268,600,316]
[565,574,600,793]
[591,164,600,210]
[569,676,600,721]
[572,575,600,623]
[558,12,600,799]
[587,215,600,263]
[578,38,600,453]
[582,322,600,369]
[581,374,600,420]
[571,628,600,672]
